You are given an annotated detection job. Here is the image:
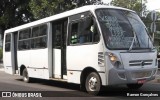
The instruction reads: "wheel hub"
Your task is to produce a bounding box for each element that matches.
[23,71,28,81]
[88,77,97,91]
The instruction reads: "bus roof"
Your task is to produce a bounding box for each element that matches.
[5,5,135,34]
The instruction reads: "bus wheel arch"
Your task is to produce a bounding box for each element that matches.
[20,65,26,76]
[20,65,31,83]
[80,67,102,95]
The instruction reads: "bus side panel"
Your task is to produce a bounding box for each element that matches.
[3,34,12,74]
[29,49,49,79]
[17,51,30,68]
[53,49,61,78]
[67,44,106,84]
[3,52,12,74]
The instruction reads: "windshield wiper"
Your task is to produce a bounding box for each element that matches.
[145,28,154,50]
[128,31,136,52]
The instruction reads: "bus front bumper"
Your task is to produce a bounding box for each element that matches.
[108,67,157,85]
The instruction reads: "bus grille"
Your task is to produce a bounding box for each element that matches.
[129,60,153,66]
[131,71,152,79]
[98,52,104,67]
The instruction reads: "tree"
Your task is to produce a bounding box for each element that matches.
[0,0,34,37]
[111,0,147,16]
[75,0,103,7]
[29,0,104,20]
[29,0,76,19]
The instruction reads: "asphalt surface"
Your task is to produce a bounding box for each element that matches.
[0,64,160,100]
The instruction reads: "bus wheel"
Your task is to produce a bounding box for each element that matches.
[22,68,30,83]
[85,72,101,95]
[127,83,143,89]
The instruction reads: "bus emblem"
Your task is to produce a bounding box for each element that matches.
[141,61,145,66]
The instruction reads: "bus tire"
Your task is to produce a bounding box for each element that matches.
[85,72,101,95]
[22,68,30,83]
[127,83,143,89]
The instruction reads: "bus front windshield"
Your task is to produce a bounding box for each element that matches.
[96,9,153,50]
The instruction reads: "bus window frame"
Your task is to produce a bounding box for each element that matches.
[68,11,100,46]
[30,23,48,50]
[18,28,31,51]
[5,33,11,52]
[17,23,48,51]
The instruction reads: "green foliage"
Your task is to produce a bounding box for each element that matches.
[76,0,102,7]
[0,0,34,34]
[0,48,2,61]
[111,0,147,16]
[29,0,59,19]
[0,0,103,36]
[29,0,75,19]
[29,0,103,20]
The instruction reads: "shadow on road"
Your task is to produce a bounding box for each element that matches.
[16,78,80,90]
[15,78,92,97]
[15,78,144,97]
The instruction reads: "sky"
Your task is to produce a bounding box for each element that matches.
[102,0,160,11]
[146,0,160,11]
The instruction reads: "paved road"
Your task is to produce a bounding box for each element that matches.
[0,66,160,100]
[0,63,3,68]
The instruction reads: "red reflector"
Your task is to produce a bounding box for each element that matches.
[138,80,146,84]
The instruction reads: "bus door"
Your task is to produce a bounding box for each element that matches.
[4,33,12,74]
[4,32,18,74]
[52,19,68,79]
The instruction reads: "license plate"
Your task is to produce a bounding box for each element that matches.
[138,79,146,84]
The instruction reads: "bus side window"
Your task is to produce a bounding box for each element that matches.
[70,23,79,44]
[70,17,99,45]
[5,34,11,52]
[80,17,100,43]
[79,17,94,43]
[92,24,100,43]
[31,24,47,49]
[18,28,31,50]
[52,23,62,49]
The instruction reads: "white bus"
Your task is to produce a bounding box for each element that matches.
[3,5,158,95]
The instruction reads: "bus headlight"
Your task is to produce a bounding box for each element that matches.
[108,53,124,69]
[108,53,117,62]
